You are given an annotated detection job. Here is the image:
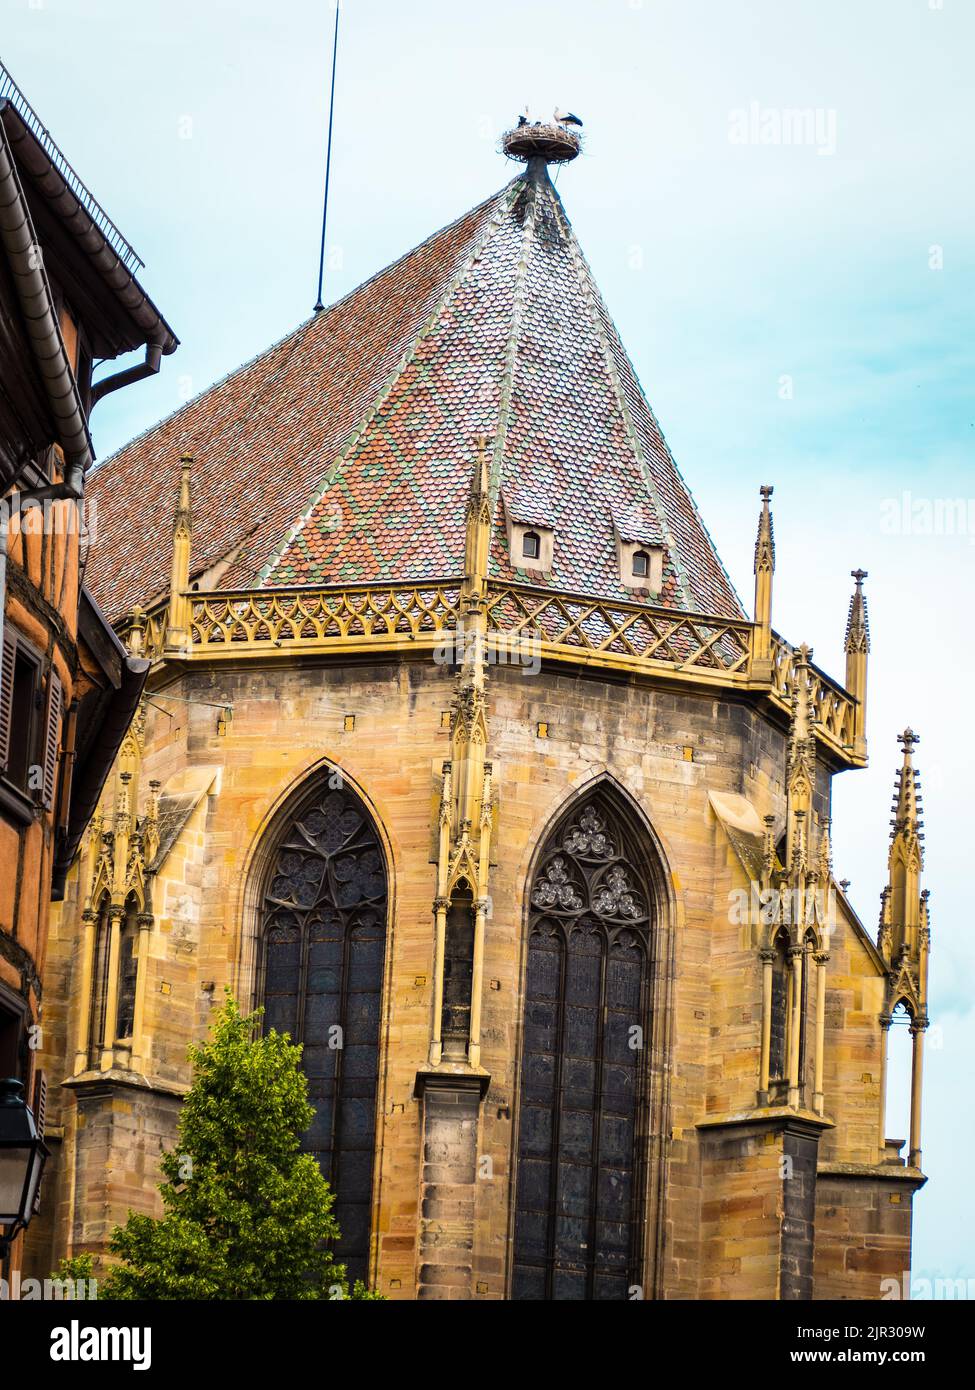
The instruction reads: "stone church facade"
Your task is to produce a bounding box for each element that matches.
[25,132,930,1300]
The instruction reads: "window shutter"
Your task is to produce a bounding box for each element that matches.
[41,669,62,810]
[0,627,15,772]
[32,1069,47,1214]
[32,1069,47,1137]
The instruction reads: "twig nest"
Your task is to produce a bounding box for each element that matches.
[501,122,581,164]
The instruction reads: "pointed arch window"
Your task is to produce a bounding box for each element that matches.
[768,929,790,1087]
[87,895,112,1070]
[512,793,653,1301]
[258,781,387,1287]
[441,882,475,1059]
[116,899,140,1041]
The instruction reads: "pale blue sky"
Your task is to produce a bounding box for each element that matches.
[5,0,972,1289]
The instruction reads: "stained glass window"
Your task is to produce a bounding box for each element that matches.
[259,782,387,1287]
[512,793,653,1301]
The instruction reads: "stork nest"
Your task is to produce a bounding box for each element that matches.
[501,122,581,164]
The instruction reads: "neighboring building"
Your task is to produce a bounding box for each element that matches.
[29,126,929,1298]
[0,61,176,1266]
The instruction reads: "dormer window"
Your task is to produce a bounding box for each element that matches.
[616,536,664,592]
[503,498,555,576]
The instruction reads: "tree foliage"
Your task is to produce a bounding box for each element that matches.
[65,995,381,1300]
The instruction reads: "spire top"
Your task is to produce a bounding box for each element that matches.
[754,484,775,575]
[898,727,920,756]
[890,727,924,859]
[844,568,870,654]
[472,433,490,499]
[165,453,194,653]
[817,817,833,880]
[175,453,193,537]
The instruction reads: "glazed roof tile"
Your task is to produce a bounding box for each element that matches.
[87,163,742,622]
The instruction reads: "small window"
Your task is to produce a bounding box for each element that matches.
[522,531,541,561]
[618,540,662,591]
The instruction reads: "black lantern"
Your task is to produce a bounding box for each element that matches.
[0,1078,49,1256]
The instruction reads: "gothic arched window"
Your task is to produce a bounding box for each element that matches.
[769,929,790,1086]
[258,780,387,1286]
[116,897,139,1041]
[512,792,653,1301]
[87,895,111,1069]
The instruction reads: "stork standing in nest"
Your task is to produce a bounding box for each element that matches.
[554,107,584,129]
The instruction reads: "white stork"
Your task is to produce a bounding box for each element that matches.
[554,107,583,128]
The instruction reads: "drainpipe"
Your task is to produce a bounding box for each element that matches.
[91,337,165,408]
[0,110,91,498]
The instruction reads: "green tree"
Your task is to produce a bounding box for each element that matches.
[69,994,381,1300]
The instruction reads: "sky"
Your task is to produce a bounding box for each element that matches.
[4,0,972,1290]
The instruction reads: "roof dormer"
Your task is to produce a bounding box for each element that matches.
[504,488,555,575]
[612,505,664,593]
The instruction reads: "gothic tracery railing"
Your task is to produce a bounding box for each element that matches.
[125,579,863,766]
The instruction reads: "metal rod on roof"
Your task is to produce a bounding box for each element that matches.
[313,0,341,313]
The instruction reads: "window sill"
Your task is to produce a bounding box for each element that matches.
[0,777,39,827]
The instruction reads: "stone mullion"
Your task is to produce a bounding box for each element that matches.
[876,1013,891,1157]
[908,1021,926,1168]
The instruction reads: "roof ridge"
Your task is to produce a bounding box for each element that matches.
[487,168,541,508]
[545,180,696,610]
[258,177,525,584]
[95,178,523,479]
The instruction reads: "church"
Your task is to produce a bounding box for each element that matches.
[26,121,930,1300]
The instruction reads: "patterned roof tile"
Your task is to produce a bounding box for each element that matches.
[86,164,742,623]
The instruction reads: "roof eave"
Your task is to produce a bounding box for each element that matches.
[0,99,178,357]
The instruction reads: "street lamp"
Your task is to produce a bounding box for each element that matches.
[0,1077,49,1258]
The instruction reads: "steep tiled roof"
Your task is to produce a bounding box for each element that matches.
[87,162,742,622]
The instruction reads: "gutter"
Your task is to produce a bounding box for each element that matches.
[0,107,90,495]
[0,100,177,357]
